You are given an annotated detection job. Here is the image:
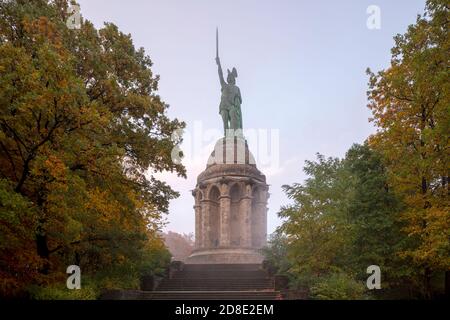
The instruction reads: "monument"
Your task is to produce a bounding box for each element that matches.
[186,29,269,264]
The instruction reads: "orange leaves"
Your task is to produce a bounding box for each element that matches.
[85,187,121,223]
[23,16,64,53]
[366,2,450,286]
[44,155,68,183]
[0,0,182,296]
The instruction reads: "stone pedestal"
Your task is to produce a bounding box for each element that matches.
[187,137,269,264]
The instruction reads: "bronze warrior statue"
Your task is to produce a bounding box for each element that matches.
[216,28,243,136]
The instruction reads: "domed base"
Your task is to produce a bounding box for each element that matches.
[207,136,256,167]
[186,248,264,264]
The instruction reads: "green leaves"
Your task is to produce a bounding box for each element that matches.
[270,0,449,299]
[0,0,182,297]
[367,0,449,297]
[270,144,408,298]
[310,273,368,300]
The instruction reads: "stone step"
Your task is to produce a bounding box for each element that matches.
[161,278,272,283]
[159,278,272,284]
[158,285,273,291]
[173,271,268,279]
[139,263,281,300]
[157,288,273,292]
[183,264,262,271]
[125,290,281,300]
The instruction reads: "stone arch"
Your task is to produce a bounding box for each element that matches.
[209,186,220,201]
[229,183,241,246]
[206,184,219,200]
[229,182,241,199]
[196,189,203,202]
[208,185,220,248]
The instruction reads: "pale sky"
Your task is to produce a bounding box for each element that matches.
[77,0,426,235]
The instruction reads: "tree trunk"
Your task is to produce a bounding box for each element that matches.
[445,270,450,298]
[36,230,50,274]
[424,267,432,299]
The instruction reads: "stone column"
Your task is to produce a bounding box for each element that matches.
[262,205,268,246]
[192,189,203,249]
[260,189,269,247]
[194,203,202,248]
[254,189,268,248]
[201,200,210,248]
[240,184,253,247]
[219,183,230,247]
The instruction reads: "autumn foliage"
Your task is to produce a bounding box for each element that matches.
[265,0,449,299]
[366,0,449,297]
[162,232,194,262]
[0,0,184,298]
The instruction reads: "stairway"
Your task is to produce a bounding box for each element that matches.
[147,264,281,300]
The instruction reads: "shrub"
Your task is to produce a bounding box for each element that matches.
[310,273,368,300]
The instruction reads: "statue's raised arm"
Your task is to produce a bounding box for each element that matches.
[216,57,225,87]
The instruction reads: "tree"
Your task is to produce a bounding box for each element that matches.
[0,179,40,297]
[366,0,449,298]
[344,144,409,297]
[274,144,410,298]
[261,231,291,277]
[162,231,194,262]
[278,154,353,291]
[0,0,184,297]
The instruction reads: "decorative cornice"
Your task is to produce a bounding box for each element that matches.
[198,163,267,184]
